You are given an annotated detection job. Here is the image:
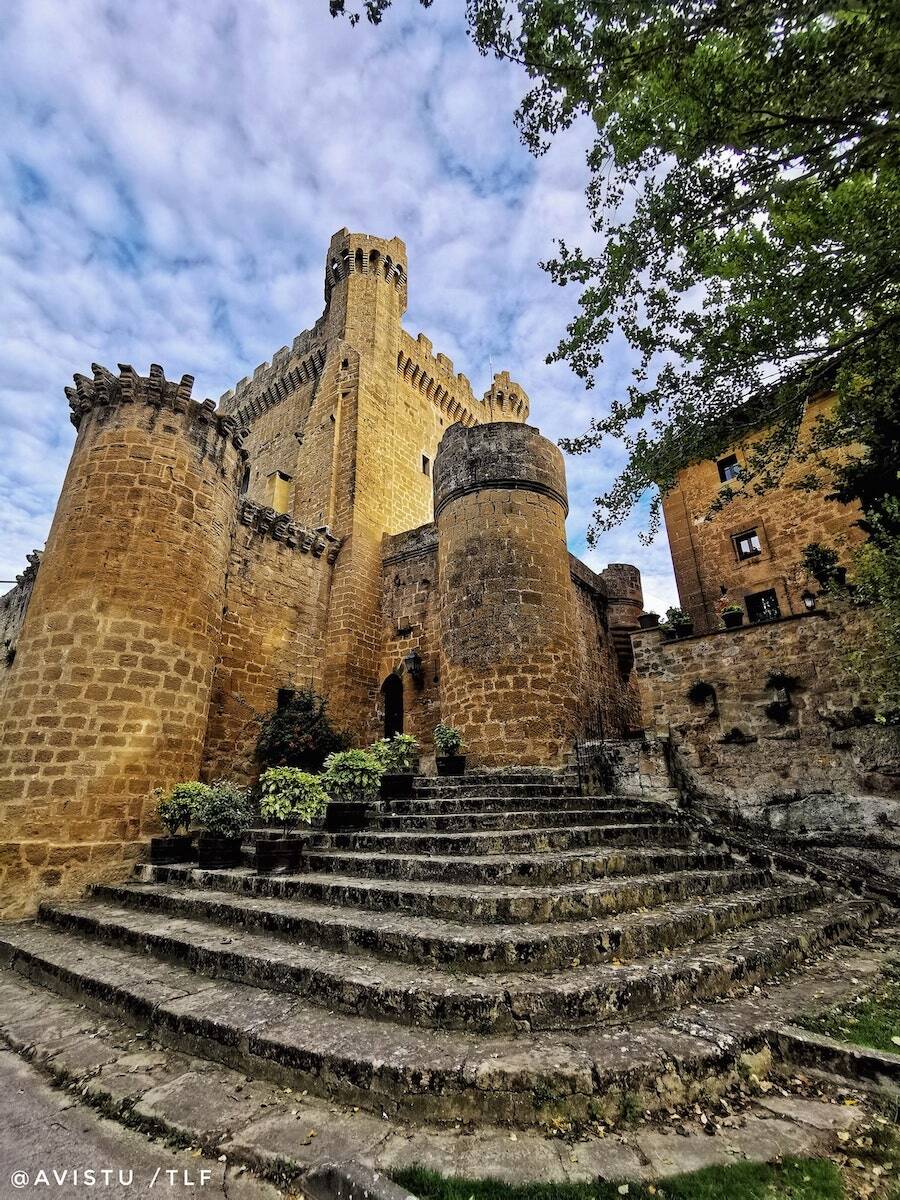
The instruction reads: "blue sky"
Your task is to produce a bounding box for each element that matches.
[0,0,678,613]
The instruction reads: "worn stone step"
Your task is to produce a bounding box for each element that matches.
[132,863,769,924]
[309,822,693,857]
[35,887,871,1030]
[413,780,579,799]
[1,910,887,1126]
[86,876,808,974]
[300,845,737,886]
[372,806,665,832]
[387,793,620,815]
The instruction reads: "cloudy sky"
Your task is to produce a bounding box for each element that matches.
[0,0,678,613]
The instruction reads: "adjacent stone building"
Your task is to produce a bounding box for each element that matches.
[661,393,866,632]
[0,230,643,917]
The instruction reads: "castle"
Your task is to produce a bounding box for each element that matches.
[0,229,644,918]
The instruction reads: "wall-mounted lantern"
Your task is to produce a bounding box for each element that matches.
[801,590,817,611]
[403,650,424,684]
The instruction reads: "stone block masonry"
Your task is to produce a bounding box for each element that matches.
[633,604,900,881]
[0,365,247,919]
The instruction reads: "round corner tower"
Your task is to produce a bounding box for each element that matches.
[434,421,581,767]
[0,365,246,917]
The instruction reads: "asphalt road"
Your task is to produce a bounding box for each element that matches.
[0,1050,282,1200]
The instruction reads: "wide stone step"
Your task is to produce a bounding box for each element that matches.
[86,875,806,973]
[132,863,769,923]
[0,919,833,1127]
[310,822,692,856]
[34,885,860,1029]
[372,806,664,832]
[387,793,620,815]
[300,845,737,886]
[414,780,579,799]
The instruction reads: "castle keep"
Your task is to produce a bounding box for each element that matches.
[0,229,642,917]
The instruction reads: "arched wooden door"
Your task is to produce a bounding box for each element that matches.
[382,674,403,737]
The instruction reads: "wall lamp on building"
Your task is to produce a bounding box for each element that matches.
[403,650,424,684]
[801,591,817,611]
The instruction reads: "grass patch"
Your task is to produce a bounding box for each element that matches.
[394,1156,845,1200]
[799,961,900,1056]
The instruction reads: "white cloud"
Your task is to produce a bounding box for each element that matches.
[0,0,678,610]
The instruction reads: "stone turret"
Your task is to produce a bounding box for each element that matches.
[0,365,247,918]
[434,421,581,766]
[482,370,529,423]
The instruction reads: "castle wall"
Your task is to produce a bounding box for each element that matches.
[0,553,41,692]
[632,605,900,879]
[0,366,244,919]
[200,502,341,783]
[378,524,441,757]
[663,394,865,632]
[570,560,643,738]
[434,422,582,766]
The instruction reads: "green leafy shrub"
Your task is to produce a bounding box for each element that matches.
[154,781,210,834]
[256,688,348,771]
[433,723,463,755]
[193,780,254,839]
[259,768,328,831]
[665,606,691,626]
[322,749,383,803]
[371,733,420,773]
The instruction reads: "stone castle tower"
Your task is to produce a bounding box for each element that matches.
[0,230,643,916]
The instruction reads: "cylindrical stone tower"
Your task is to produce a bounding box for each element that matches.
[434,422,581,767]
[0,364,246,918]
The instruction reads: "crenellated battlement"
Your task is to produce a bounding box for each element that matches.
[325,228,408,311]
[219,342,328,427]
[238,500,342,563]
[66,363,249,454]
[396,330,482,426]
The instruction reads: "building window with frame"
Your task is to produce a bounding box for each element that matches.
[422,454,431,477]
[717,453,740,483]
[733,529,762,561]
[746,589,781,624]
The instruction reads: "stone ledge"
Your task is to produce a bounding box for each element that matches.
[239,501,342,563]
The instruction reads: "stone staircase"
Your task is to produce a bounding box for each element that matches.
[0,771,886,1128]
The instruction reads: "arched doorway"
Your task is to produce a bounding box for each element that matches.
[382,674,403,737]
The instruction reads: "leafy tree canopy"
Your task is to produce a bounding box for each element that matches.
[331,0,899,545]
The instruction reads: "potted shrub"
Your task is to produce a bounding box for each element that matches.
[194,780,254,869]
[372,733,420,800]
[150,782,207,864]
[256,687,348,771]
[666,606,695,638]
[721,602,745,629]
[322,749,383,832]
[638,612,660,630]
[434,723,466,775]
[257,768,328,873]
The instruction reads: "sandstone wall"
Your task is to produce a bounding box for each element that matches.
[201,501,341,783]
[379,524,441,759]
[0,553,41,693]
[633,604,900,877]
[663,394,866,632]
[0,365,245,918]
[570,560,643,738]
[434,422,582,766]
